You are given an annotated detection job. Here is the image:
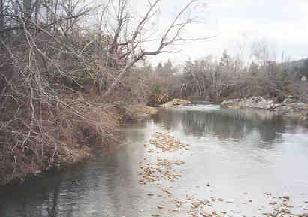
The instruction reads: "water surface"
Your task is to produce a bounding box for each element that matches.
[1,104,308,216]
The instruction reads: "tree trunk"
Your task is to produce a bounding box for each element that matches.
[23,0,32,25]
[34,0,41,26]
[0,0,4,37]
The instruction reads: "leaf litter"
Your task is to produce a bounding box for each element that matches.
[137,131,308,217]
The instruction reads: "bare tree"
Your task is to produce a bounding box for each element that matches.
[0,0,4,35]
[101,0,197,97]
[0,0,216,185]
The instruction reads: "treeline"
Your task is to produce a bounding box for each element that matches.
[144,52,308,104]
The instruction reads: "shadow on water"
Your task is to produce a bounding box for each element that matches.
[0,124,149,217]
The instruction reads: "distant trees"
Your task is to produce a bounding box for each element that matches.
[149,52,308,103]
[178,51,245,101]
[301,59,308,79]
[156,60,177,77]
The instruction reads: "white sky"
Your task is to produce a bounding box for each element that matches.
[134,0,308,64]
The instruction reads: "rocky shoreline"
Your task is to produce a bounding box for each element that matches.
[160,98,192,108]
[221,96,308,120]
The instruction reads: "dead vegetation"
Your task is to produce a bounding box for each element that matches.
[138,131,225,216]
[139,131,308,217]
[149,132,190,151]
[138,131,188,184]
[0,92,122,184]
[138,158,184,184]
[0,0,198,184]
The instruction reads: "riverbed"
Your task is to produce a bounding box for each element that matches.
[1,103,308,216]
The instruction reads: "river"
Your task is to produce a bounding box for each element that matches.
[1,103,308,216]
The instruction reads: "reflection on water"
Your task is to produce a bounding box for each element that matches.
[161,107,307,158]
[153,107,290,148]
[0,104,308,217]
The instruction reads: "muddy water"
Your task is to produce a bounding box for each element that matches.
[1,104,308,217]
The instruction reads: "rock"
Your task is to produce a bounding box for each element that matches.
[221,99,241,108]
[221,96,308,120]
[280,195,290,200]
[283,95,298,104]
[125,105,158,121]
[239,97,275,110]
[191,201,201,208]
[148,93,170,106]
[160,99,191,108]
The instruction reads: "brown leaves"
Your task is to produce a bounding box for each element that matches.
[149,132,189,152]
[138,159,183,184]
[138,132,189,184]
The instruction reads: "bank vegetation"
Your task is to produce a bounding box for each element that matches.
[0,0,198,184]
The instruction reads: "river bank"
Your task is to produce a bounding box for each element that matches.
[1,97,194,186]
[221,96,308,120]
[0,100,159,186]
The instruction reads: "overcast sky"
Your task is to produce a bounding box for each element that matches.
[139,0,308,64]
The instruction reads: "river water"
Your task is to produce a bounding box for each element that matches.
[1,104,308,217]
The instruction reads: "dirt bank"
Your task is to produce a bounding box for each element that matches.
[0,101,158,186]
